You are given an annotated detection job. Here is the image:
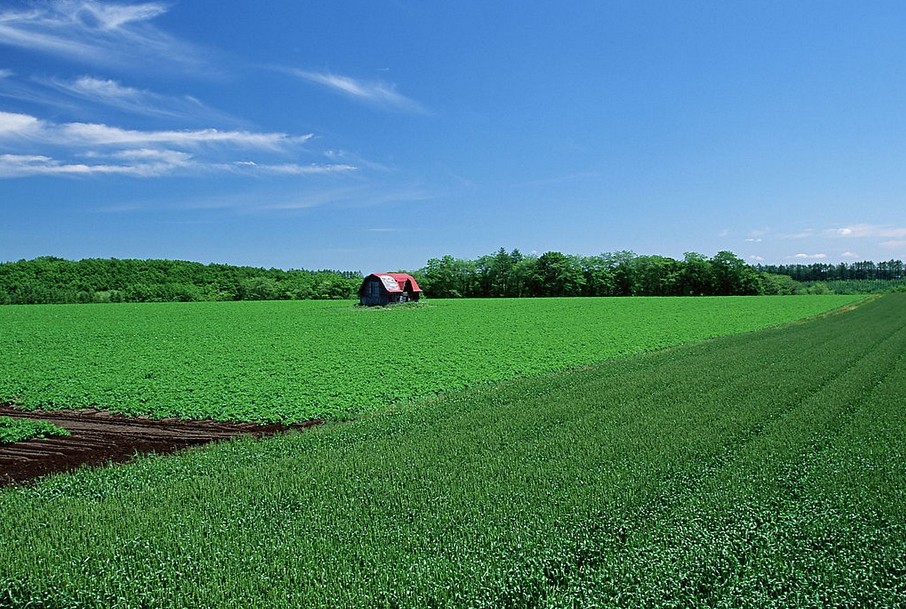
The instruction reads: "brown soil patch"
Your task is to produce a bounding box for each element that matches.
[0,404,322,487]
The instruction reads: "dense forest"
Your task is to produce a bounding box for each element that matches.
[755,259,905,281]
[1,251,903,304]
[0,257,361,304]
[411,249,905,298]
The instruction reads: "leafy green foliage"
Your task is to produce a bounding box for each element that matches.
[0,417,69,444]
[416,249,906,298]
[0,296,860,422]
[758,259,905,282]
[0,257,361,304]
[418,249,771,297]
[0,295,902,607]
[802,278,906,294]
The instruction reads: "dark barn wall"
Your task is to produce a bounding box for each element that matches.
[359,277,390,306]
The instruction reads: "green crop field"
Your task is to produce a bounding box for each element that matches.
[0,417,69,444]
[0,295,861,422]
[0,294,903,608]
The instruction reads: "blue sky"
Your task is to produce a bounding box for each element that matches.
[1,1,905,272]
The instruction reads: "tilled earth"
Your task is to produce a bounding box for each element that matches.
[0,404,321,487]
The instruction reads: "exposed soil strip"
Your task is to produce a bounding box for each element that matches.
[0,404,322,487]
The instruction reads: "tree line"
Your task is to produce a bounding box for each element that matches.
[3,251,903,305]
[755,260,905,282]
[412,249,785,298]
[0,257,361,304]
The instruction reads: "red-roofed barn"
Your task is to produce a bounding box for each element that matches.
[358,273,423,306]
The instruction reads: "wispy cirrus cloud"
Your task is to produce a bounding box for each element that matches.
[1,72,239,124]
[43,75,233,122]
[0,153,149,177]
[228,161,356,176]
[57,75,146,103]
[0,151,357,179]
[0,110,312,149]
[290,69,425,113]
[826,224,906,239]
[60,121,312,149]
[0,1,205,72]
[0,110,355,178]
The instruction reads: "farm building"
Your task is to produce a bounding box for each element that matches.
[359,273,422,306]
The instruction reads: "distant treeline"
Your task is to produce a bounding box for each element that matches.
[755,260,905,282]
[410,249,906,298]
[753,260,906,296]
[3,252,904,305]
[0,257,361,304]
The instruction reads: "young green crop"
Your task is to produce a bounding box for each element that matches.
[0,294,902,608]
[0,416,69,444]
[0,296,862,422]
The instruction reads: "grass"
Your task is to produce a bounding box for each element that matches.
[0,294,902,608]
[0,295,862,422]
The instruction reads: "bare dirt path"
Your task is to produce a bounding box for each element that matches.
[0,404,322,487]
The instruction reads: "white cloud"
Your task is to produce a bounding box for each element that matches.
[748,255,765,262]
[0,152,163,177]
[81,2,168,30]
[0,111,41,136]
[0,68,12,78]
[291,69,425,112]
[0,110,347,179]
[220,161,356,176]
[841,251,859,258]
[745,238,762,243]
[0,1,204,72]
[40,75,234,122]
[0,150,355,179]
[0,111,312,150]
[59,121,312,149]
[70,75,135,97]
[247,163,357,175]
[827,224,906,239]
[0,72,237,123]
[108,147,193,164]
[792,253,828,260]
[881,240,906,249]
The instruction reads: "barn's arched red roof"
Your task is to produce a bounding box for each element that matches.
[365,273,422,293]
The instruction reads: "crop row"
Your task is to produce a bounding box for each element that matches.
[0,294,901,607]
[0,295,861,422]
[0,417,69,444]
